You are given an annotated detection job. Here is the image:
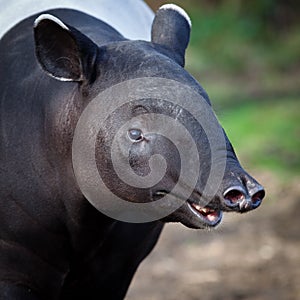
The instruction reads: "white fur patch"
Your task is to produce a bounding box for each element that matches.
[159,4,192,27]
[34,14,69,30]
[0,0,154,40]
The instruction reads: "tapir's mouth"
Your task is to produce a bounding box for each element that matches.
[186,200,223,227]
[153,191,223,228]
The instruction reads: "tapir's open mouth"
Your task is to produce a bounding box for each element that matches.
[186,200,223,227]
[153,191,223,228]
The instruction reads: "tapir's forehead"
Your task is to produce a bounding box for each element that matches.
[95,40,211,105]
[103,40,182,74]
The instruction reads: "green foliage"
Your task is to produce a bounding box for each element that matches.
[146,0,300,178]
[180,1,300,178]
[182,1,300,74]
[218,97,300,178]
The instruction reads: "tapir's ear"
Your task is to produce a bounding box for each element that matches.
[34,14,98,82]
[151,4,191,66]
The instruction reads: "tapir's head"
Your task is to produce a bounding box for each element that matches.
[33,4,265,228]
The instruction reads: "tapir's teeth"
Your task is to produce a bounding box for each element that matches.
[201,207,210,213]
[191,203,214,215]
[193,204,202,211]
[192,203,204,212]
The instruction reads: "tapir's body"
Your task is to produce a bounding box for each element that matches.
[0,2,265,299]
[0,8,164,300]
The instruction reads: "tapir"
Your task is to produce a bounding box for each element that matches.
[0,1,265,299]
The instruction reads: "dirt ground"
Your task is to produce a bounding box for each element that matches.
[126,171,300,300]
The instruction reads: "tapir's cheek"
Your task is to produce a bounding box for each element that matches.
[129,142,152,177]
[128,135,181,182]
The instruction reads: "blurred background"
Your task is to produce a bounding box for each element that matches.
[126,1,300,299]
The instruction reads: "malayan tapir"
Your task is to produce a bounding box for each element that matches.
[0,0,265,299]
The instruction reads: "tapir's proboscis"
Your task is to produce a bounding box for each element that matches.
[0,1,265,299]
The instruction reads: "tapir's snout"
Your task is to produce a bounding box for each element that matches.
[221,173,265,213]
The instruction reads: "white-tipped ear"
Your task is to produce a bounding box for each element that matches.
[151,4,191,66]
[159,4,192,28]
[34,14,98,83]
[34,14,70,31]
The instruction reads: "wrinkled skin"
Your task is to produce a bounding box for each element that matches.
[0,6,265,300]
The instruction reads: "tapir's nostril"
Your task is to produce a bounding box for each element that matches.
[223,185,265,212]
[223,187,246,208]
[251,189,265,208]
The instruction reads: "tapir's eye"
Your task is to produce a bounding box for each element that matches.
[128,128,144,142]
